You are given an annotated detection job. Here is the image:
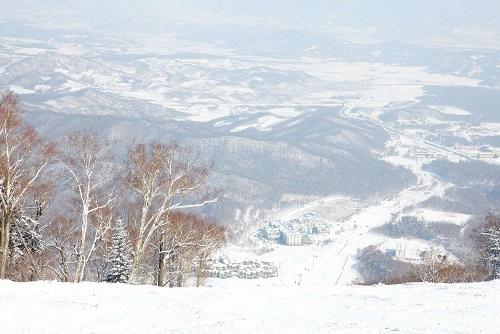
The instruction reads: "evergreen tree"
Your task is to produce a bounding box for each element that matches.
[106,220,132,283]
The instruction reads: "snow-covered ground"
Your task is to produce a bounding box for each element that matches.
[409,209,472,226]
[1,280,499,334]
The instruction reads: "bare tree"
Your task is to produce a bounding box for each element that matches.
[45,215,76,282]
[192,217,226,287]
[158,212,225,287]
[159,213,202,287]
[0,91,55,279]
[60,131,115,282]
[126,142,217,282]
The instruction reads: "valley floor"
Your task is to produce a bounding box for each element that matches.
[1,280,499,334]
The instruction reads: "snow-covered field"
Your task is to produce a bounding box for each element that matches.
[1,280,499,334]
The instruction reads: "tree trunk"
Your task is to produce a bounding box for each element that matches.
[196,252,206,287]
[157,233,166,287]
[177,253,183,287]
[129,243,144,283]
[74,213,89,283]
[129,228,156,282]
[0,217,4,278]
[168,255,176,288]
[0,214,11,279]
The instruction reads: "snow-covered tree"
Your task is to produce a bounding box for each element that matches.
[7,215,44,280]
[478,214,500,279]
[9,215,43,264]
[106,220,132,283]
[0,91,55,279]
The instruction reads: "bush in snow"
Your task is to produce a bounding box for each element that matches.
[106,220,133,283]
[355,246,414,284]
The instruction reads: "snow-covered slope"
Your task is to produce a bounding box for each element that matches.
[1,280,499,334]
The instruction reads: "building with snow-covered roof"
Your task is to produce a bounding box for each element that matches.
[282,232,302,246]
[256,212,332,246]
[206,258,278,280]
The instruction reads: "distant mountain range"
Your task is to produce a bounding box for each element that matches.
[1,1,499,226]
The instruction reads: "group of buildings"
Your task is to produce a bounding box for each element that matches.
[455,145,500,161]
[385,245,448,264]
[406,144,500,163]
[256,212,332,246]
[206,257,278,279]
[407,148,449,162]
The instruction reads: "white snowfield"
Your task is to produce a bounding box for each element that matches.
[1,280,499,334]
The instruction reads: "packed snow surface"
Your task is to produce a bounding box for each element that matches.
[1,280,499,334]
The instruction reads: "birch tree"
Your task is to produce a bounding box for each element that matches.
[158,212,225,287]
[126,142,217,282]
[60,131,115,282]
[193,218,226,287]
[159,212,202,287]
[45,215,75,282]
[0,91,55,279]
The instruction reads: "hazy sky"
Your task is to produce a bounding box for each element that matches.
[3,0,500,48]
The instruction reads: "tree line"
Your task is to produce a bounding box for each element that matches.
[0,90,225,286]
